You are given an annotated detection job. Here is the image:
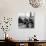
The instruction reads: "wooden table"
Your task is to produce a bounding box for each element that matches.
[5,39,46,46]
[13,40,46,46]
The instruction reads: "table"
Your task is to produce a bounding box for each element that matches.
[5,39,46,46]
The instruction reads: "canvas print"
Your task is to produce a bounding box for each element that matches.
[18,12,34,28]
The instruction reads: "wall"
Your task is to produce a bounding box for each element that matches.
[0,0,46,40]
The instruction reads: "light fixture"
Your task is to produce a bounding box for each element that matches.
[29,0,43,8]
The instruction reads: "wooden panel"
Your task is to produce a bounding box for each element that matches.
[34,43,38,46]
[43,43,46,46]
[24,43,28,46]
[38,43,43,46]
[16,43,19,46]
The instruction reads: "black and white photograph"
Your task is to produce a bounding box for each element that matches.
[18,12,34,28]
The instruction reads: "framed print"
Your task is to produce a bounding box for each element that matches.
[18,12,34,28]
